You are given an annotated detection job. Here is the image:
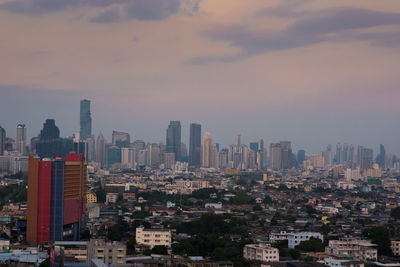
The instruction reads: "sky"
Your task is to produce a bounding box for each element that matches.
[1,0,400,155]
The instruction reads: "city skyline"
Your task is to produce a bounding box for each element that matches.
[1,0,400,154]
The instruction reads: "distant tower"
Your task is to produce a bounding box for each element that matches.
[80,99,92,140]
[189,123,201,167]
[201,133,213,168]
[96,133,107,167]
[0,126,5,156]
[297,150,306,165]
[166,121,181,161]
[16,124,27,155]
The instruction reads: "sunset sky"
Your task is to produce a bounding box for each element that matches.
[1,0,400,154]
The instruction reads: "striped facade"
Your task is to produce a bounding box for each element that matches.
[27,153,87,245]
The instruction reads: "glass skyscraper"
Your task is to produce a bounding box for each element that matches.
[189,123,201,167]
[80,99,92,140]
[166,121,181,162]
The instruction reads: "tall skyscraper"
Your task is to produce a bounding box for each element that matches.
[166,121,181,161]
[96,133,106,167]
[79,99,92,140]
[0,126,5,156]
[201,132,213,168]
[360,148,374,170]
[376,144,386,169]
[189,123,201,167]
[269,143,282,170]
[297,150,306,165]
[16,124,27,155]
[27,153,87,244]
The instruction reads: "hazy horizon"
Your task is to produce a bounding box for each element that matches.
[1,0,400,155]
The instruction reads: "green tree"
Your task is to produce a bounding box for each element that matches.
[151,245,168,255]
[296,237,325,252]
[391,207,400,220]
[363,226,394,256]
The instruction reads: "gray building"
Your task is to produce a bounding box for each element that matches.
[87,239,126,266]
[166,121,181,161]
[80,99,92,140]
[189,123,201,167]
[0,126,5,156]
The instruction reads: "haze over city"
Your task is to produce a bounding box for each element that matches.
[1,0,400,154]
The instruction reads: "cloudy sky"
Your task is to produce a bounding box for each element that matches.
[1,0,400,154]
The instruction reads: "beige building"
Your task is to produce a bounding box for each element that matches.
[87,239,126,266]
[136,227,171,249]
[391,240,400,256]
[325,238,377,261]
[243,243,279,263]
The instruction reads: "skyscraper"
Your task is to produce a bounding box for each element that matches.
[297,150,306,165]
[376,144,386,169]
[189,123,201,167]
[96,133,106,167]
[0,126,5,156]
[79,99,92,140]
[27,153,87,244]
[201,132,213,168]
[360,148,374,170]
[36,119,73,159]
[112,131,130,147]
[16,124,27,155]
[166,121,181,161]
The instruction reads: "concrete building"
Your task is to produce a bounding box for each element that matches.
[80,99,92,140]
[16,124,27,156]
[87,239,126,266]
[391,240,400,256]
[288,232,324,248]
[325,238,377,261]
[135,227,171,249]
[243,243,279,263]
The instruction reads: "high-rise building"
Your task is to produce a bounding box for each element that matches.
[79,99,92,140]
[96,133,106,167]
[36,119,73,159]
[112,131,130,148]
[147,143,161,168]
[107,146,121,167]
[189,123,201,167]
[361,148,374,170]
[121,147,135,169]
[166,121,181,161]
[201,133,213,168]
[27,153,87,244]
[376,144,386,169]
[249,142,258,156]
[297,150,306,165]
[0,126,5,156]
[234,134,241,148]
[269,143,282,170]
[16,124,27,156]
[269,141,297,170]
[86,135,96,162]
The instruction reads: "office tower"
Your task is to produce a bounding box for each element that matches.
[323,145,334,167]
[16,124,27,155]
[36,119,73,159]
[166,121,181,161]
[0,126,5,156]
[189,123,201,167]
[269,143,282,170]
[335,143,342,164]
[376,144,386,169]
[30,136,40,155]
[356,145,364,166]
[360,148,374,170]
[297,150,306,165]
[281,141,296,169]
[27,153,87,244]
[234,134,241,148]
[249,142,258,155]
[181,142,188,161]
[147,143,161,168]
[107,146,121,167]
[248,149,256,169]
[218,149,228,169]
[96,133,107,167]
[201,133,213,168]
[86,135,95,162]
[79,99,92,140]
[112,131,130,148]
[121,147,135,169]
[73,140,89,160]
[136,149,147,167]
[132,140,146,150]
[258,139,267,170]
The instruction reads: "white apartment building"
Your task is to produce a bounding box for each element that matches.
[325,238,377,261]
[288,232,324,248]
[136,227,171,249]
[243,243,279,263]
[325,256,364,267]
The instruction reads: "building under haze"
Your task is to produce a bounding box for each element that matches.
[27,153,87,244]
[96,133,107,167]
[189,123,201,167]
[35,119,73,159]
[16,124,27,156]
[112,131,130,148]
[0,126,5,156]
[79,99,92,140]
[166,121,181,162]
